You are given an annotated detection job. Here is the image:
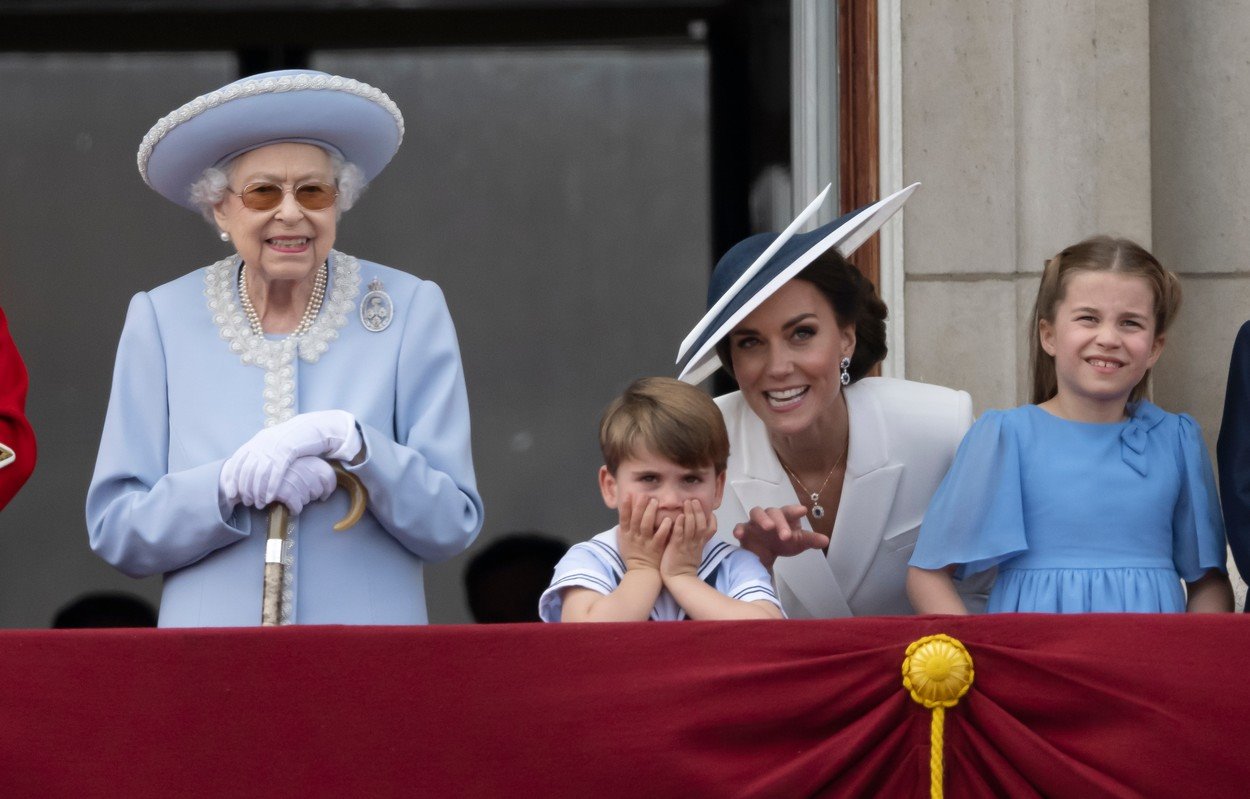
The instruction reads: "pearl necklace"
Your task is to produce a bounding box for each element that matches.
[238,261,328,337]
[778,441,848,521]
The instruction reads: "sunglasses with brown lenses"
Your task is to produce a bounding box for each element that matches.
[233,181,338,211]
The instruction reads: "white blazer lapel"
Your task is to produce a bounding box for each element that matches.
[727,402,852,618]
[826,381,903,604]
[774,549,852,618]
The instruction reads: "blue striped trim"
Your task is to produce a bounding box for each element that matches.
[731,585,779,602]
[549,572,618,594]
[586,539,626,576]
[698,542,732,574]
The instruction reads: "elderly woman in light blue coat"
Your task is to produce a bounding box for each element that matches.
[87,70,483,626]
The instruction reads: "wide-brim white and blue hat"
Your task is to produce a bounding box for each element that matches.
[137,69,405,211]
[676,182,919,384]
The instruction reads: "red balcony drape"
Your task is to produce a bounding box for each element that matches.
[2,615,1246,797]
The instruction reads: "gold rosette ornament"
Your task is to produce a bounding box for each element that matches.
[902,634,974,799]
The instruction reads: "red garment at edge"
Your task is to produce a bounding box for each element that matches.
[0,306,35,509]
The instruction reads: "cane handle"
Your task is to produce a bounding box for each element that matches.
[330,462,368,531]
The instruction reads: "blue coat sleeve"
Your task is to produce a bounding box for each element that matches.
[344,280,483,562]
[1174,414,1229,582]
[85,293,250,577]
[1218,320,1250,583]
[909,410,1028,579]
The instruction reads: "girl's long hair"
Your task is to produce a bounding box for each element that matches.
[1029,236,1181,405]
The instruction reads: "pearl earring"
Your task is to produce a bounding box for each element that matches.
[219,231,230,242]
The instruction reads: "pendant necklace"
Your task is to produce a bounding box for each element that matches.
[779,441,848,521]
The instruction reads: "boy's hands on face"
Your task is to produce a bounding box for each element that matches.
[660,499,717,580]
[618,494,673,572]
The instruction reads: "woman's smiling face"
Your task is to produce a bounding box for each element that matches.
[727,278,856,439]
[213,142,337,285]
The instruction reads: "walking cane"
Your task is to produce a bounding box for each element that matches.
[262,461,368,626]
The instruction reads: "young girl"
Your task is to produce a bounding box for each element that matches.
[907,236,1233,614]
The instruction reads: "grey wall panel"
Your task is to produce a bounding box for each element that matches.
[313,48,710,623]
[0,53,236,627]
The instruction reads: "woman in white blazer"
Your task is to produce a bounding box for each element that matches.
[677,185,990,617]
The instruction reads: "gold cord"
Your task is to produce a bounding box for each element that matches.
[902,634,975,799]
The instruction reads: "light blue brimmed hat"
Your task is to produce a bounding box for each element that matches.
[137,69,405,211]
[676,182,919,384]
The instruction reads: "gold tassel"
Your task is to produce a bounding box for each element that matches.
[902,634,975,799]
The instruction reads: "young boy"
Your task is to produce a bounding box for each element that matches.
[539,377,783,622]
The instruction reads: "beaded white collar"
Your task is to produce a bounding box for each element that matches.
[203,250,361,425]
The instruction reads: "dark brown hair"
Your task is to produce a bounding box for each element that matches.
[599,377,729,474]
[1029,235,1181,405]
[715,249,888,382]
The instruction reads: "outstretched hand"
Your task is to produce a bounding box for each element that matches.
[733,505,828,570]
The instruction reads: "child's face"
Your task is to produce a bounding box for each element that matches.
[1039,271,1164,412]
[599,448,725,525]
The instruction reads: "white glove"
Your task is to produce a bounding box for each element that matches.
[271,456,337,515]
[220,410,362,508]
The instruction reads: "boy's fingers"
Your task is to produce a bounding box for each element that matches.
[680,502,700,540]
[639,497,658,536]
[654,516,674,546]
[691,499,707,534]
[619,494,634,530]
[637,495,653,522]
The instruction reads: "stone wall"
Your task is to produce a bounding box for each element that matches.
[895,0,1245,603]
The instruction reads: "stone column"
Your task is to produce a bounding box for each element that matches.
[898,0,1151,412]
[1151,0,1250,605]
[1150,1,1250,438]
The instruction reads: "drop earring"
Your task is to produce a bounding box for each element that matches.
[839,356,851,386]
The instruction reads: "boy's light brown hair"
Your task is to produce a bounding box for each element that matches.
[599,377,730,474]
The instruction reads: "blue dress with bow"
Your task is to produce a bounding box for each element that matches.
[909,402,1227,612]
